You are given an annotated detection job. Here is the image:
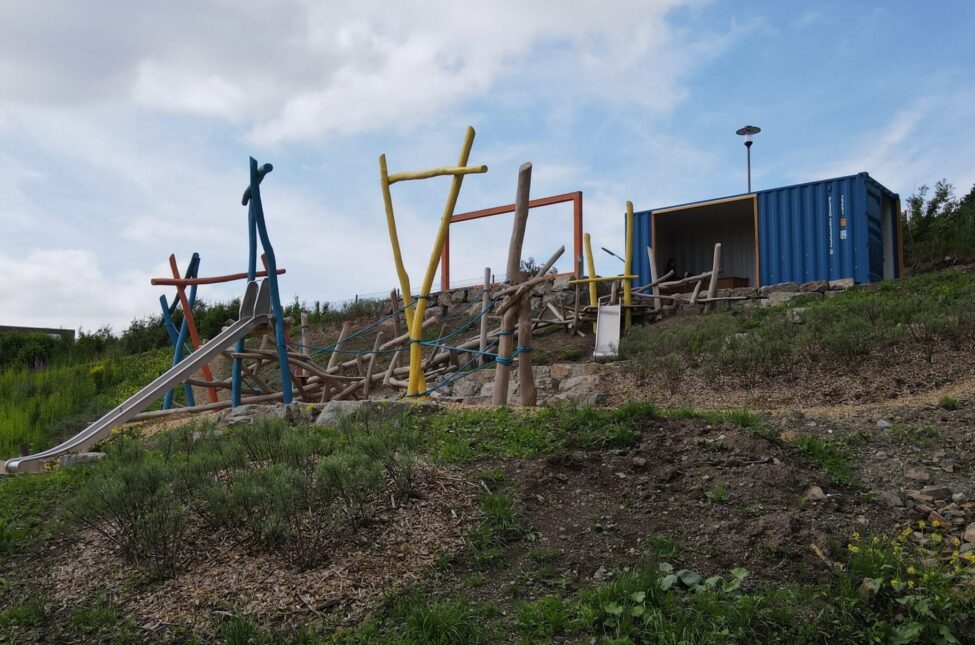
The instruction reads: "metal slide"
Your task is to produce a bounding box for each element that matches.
[4,280,272,474]
[593,305,622,362]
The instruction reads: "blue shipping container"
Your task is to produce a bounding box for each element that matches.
[631,172,902,289]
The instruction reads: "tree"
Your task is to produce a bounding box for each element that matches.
[520,256,558,278]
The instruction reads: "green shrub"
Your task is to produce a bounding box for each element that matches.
[64,418,419,573]
[66,439,184,578]
[623,269,975,385]
[316,451,383,527]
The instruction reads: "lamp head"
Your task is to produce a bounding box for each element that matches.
[736,125,761,146]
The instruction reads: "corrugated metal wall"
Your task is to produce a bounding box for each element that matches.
[757,174,867,284]
[654,200,755,282]
[630,173,901,288]
[632,209,653,285]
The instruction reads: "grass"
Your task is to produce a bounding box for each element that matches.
[939,395,960,410]
[622,268,975,383]
[5,400,974,642]
[68,599,136,642]
[705,486,729,504]
[506,529,975,644]
[464,489,532,570]
[0,347,173,458]
[0,466,89,560]
[792,435,859,487]
[421,402,661,462]
[890,423,943,447]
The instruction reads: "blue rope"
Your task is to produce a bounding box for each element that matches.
[298,301,411,357]
[403,338,502,398]
[425,298,499,344]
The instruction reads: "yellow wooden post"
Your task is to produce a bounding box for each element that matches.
[584,233,598,332]
[624,200,634,329]
[406,126,480,396]
[380,154,417,332]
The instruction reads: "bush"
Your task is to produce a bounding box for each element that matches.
[904,180,975,269]
[623,269,975,384]
[66,439,184,578]
[66,418,421,574]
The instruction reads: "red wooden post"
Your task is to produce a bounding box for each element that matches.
[169,255,219,403]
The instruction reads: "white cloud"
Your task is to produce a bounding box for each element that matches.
[19,0,956,332]
[1,0,704,145]
[0,250,159,332]
[804,92,975,198]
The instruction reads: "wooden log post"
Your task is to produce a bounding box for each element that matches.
[363,332,384,397]
[493,162,532,406]
[584,233,598,332]
[385,289,404,382]
[327,322,351,373]
[623,200,634,329]
[704,243,722,314]
[646,246,661,317]
[297,312,309,379]
[517,290,536,406]
[168,254,218,403]
[322,321,351,402]
[479,267,491,366]
[573,283,581,334]
[404,127,482,398]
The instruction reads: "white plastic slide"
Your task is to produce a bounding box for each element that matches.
[593,305,621,362]
[4,279,272,474]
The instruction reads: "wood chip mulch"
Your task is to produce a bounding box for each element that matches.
[44,462,479,638]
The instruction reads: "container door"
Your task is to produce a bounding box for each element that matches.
[882,198,895,280]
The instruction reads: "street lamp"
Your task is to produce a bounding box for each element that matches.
[736,125,761,192]
[601,247,625,263]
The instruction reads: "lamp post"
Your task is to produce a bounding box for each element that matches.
[736,125,761,192]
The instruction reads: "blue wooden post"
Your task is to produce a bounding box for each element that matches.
[231,183,259,407]
[241,157,292,404]
[162,254,200,409]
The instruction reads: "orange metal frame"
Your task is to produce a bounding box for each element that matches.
[439,191,583,291]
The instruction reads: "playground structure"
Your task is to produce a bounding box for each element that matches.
[4,125,747,474]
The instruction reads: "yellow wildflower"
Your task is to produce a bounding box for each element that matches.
[891,579,901,587]
[932,519,941,528]
[918,520,927,529]
[931,533,943,544]
[848,544,860,554]
[852,531,861,542]
[908,580,915,589]
[907,566,917,575]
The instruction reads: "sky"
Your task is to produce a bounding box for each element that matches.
[1,1,973,333]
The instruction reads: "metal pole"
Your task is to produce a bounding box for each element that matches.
[746,141,753,193]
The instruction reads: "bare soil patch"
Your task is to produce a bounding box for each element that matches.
[440,417,892,616]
